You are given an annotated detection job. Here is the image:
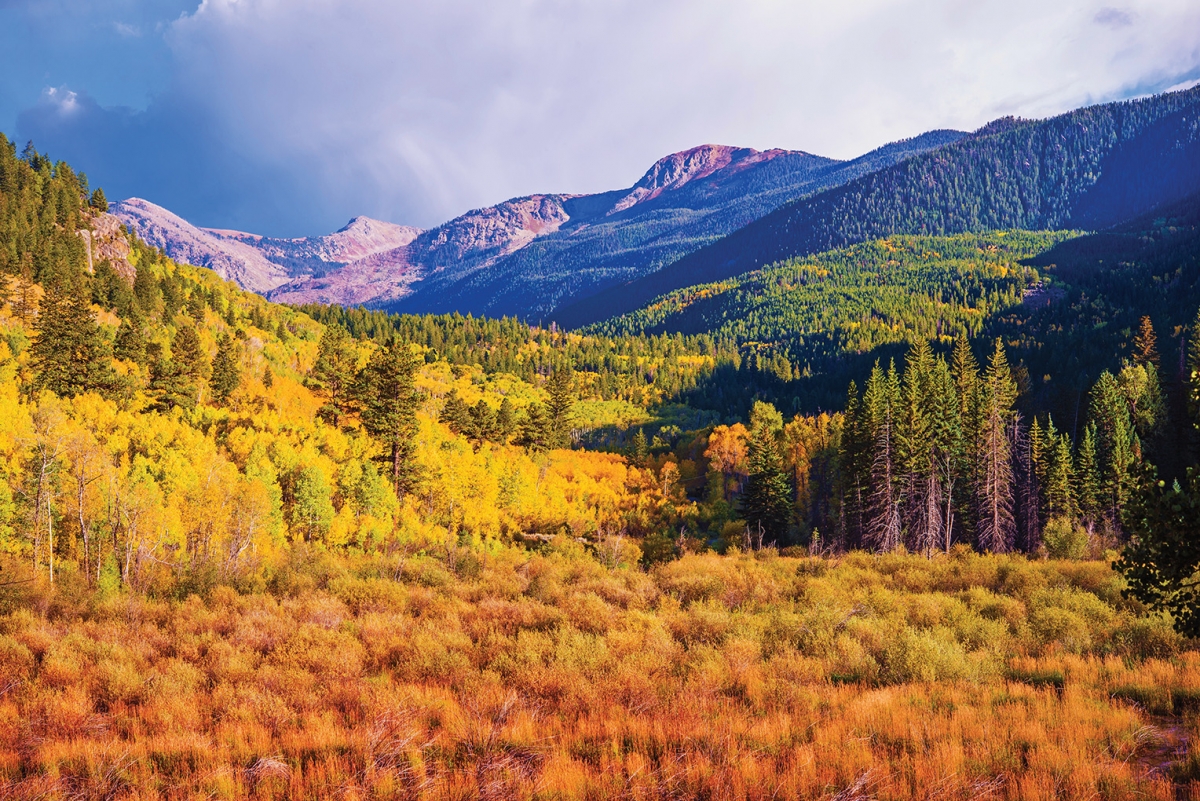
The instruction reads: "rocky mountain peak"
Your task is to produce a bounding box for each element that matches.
[609,144,800,214]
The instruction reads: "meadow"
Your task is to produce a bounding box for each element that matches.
[1,546,1196,800]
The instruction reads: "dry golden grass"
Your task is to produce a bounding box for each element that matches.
[0,546,1197,800]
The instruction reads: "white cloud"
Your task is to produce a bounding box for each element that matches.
[43,86,80,115]
[17,0,1200,234]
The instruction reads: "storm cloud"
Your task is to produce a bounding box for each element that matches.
[5,0,1200,236]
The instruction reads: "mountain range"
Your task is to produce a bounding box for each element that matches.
[114,131,964,316]
[114,86,1200,332]
[557,86,1200,327]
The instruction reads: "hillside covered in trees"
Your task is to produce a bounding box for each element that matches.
[559,85,1200,327]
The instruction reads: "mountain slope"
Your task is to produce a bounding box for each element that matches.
[555,86,1200,328]
[154,133,958,315]
[585,190,1200,418]
[111,198,422,294]
[373,132,966,318]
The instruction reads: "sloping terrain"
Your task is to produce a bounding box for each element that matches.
[367,132,964,318]
[555,86,1200,328]
[120,132,963,315]
[111,198,421,294]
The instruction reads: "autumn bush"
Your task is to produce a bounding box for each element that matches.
[0,546,1196,800]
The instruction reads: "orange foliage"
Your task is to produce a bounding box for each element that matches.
[0,549,1195,799]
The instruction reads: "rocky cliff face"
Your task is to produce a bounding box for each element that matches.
[79,212,136,282]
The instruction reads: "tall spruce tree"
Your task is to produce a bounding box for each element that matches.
[114,310,146,364]
[31,276,115,398]
[308,324,359,426]
[951,333,981,541]
[928,357,963,552]
[1046,432,1076,521]
[1076,422,1103,530]
[148,343,195,412]
[439,390,472,435]
[1089,371,1138,530]
[838,380,868,550]
[209,333,241,405]
[545,365,575,449]
[518,403,552,452]
[864,361,903,552]
[171,321,208,404]
[976,339,1017,553]
[355,338,422,497]
[741,401,791,545]
[900,341,942,555]
[497,397,516,442]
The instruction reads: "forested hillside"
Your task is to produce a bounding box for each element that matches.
[587,191,1200,424]
[384,131,966,318]
[0,136,715,593]
[559,86,1200,327]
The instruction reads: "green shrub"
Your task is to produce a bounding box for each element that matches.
[1112,616,1182,659]
[1042,516,1088,560]
[880,627,970,684]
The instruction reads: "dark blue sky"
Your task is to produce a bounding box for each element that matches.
[4,0,1199,237]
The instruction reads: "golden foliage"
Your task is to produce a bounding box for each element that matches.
[0,548,1195,799]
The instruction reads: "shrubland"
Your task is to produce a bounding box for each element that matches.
[0,546,1197,799]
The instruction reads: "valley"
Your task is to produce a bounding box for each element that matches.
[1,84,1199,799]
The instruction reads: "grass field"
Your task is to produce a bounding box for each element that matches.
[0,545,1197,800]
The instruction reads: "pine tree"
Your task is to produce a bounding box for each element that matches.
[132,264,160,315]
[171,322,208,405]
[1090,370,1137,530]
[1014,413,1039,553]
[1076,422,1102,529]
[11,255,36,324]
[88,188,108,213]
[1046,432,1076,520]
[308,324,359,426]
[187,292,206,325]
[209,333,241,405]
[741,401,791,545]
[899,341,941,555]
[469,399,497,446]
[148,344,195,412]
[497,397,516,442]
[838,380,868,549]
[864,361,903,551]
[1030,416,1047,517]
[545,366,575,449]
[951,333,981,540]
[114,310,146,364]
[439,390,472,435]
[1133,315,1160,369]
[31,276,115,398]
[976,339,1017,553]
[355,338,422,497]
[928,358,963,552]
[518,403,552,452]
[262,364,274,389]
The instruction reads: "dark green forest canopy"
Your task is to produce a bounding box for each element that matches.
[558,85,1200,327]
[0,134,91,283]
